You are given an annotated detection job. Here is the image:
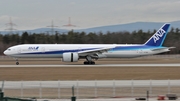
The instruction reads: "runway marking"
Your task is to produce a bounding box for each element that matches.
[0,64,180,67]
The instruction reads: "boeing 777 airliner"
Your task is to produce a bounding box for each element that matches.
[4,23,174,65]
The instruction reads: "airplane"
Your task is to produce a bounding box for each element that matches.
[3,23,174,65]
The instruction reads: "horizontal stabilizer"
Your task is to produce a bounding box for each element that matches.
[151,47,175,51]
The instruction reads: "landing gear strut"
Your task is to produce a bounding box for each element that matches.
[84,56,95,65]
[16,58,19,65]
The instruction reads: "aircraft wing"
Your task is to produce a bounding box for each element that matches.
[151,47,175,51]
[78,46,116,55]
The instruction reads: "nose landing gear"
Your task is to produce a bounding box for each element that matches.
[15,58,19,65]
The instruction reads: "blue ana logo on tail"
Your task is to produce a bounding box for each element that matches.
[152,28,166,43]
[144,23,170,46]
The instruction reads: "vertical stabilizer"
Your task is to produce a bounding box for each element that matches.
[144,23,170,46]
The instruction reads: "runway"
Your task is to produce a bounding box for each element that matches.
[0,63,180,67]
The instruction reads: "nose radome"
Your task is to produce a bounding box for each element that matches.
[3,50,7,55]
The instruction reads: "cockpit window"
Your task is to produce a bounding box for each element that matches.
[7,49,11,51]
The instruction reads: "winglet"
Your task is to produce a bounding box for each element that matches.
[144,23,170,46]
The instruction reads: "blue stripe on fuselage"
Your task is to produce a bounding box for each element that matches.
[111,45,162,51]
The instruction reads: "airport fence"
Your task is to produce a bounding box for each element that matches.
[1,80,180,99]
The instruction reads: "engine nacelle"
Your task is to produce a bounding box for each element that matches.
[62,52,79,62]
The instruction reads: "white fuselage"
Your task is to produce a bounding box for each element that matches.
[3,44,169,59]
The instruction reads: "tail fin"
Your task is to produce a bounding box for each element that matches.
[144,23,170,46]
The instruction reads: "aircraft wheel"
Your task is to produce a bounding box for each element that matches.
[84,61,88,65]
[16,62,19,65]
[84,61,95,65]
[91,61,95,65]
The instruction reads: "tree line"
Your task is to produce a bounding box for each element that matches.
[0,27,180,55]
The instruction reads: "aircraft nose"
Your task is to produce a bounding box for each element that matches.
[3,50,8,55]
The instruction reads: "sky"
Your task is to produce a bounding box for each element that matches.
[0,0,180,30]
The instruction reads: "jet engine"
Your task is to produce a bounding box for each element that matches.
[62,52,79,62]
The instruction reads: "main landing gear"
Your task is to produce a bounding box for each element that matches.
[84,56,95,65]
